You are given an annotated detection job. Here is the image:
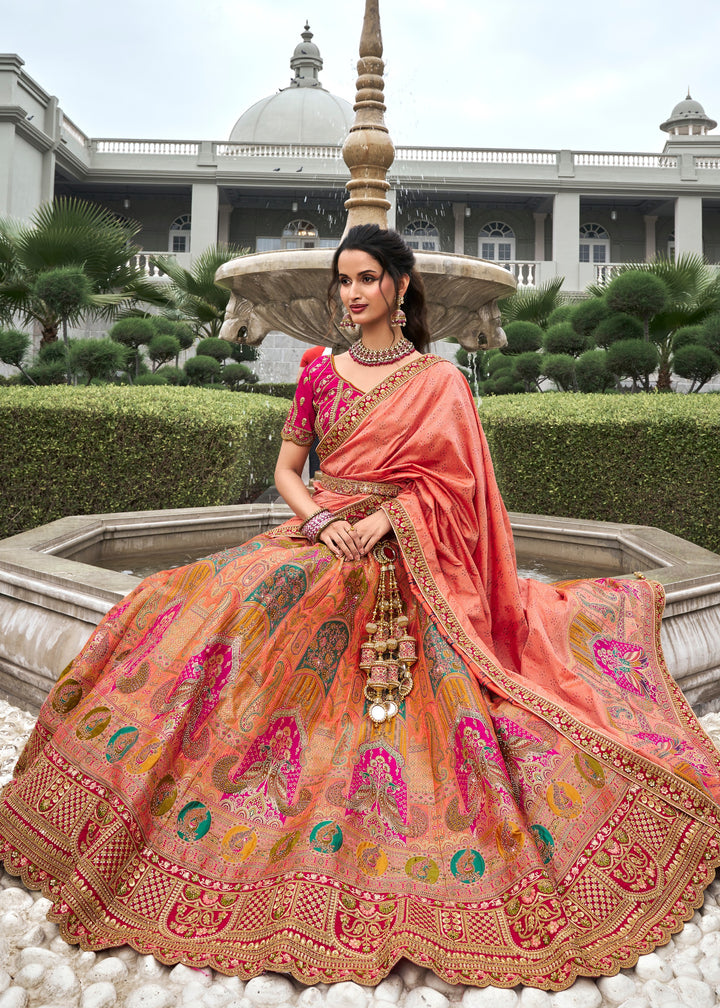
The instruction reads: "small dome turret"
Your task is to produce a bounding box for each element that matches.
[228,24,353,146]
[661,92,717,136]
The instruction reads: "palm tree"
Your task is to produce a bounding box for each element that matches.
[499,277,565,328]
[149,245,250,340]
[0,197,157,345]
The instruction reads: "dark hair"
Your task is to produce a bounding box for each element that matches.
[328,224,430,353]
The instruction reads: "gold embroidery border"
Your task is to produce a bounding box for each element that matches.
[381,498,720,828]
[316,472,400,498]
[317,355,443,462]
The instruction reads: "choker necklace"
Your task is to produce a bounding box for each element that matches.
[348,336,415,367]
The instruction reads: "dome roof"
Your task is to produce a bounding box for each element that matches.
[229,24,354,146]
[661,92,717,134]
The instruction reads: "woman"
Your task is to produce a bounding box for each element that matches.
[1,226,720,991]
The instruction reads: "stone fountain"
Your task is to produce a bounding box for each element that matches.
[215,0,514,352]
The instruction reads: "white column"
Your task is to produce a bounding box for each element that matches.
[386,189,397,230]
[643,215,657,262]
[674,195,703,258]
[190,183,220,258]
[533,212,547,260]
[551,193,580,290]
[217,204,232,246]
[453,203,467,254]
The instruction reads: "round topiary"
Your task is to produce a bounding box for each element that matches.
[594,313,644,348]
[571,298,610,338]
[575,349,614,393]
[502,321,543,355]
[543,322,589,357]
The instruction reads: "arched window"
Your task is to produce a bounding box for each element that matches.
[169,214,191,253]
[403,220,440,252]
[579,223,609,264]
[479,222,515,262]
[282,219,318,249]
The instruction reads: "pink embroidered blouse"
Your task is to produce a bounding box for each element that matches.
[281,355,364,445]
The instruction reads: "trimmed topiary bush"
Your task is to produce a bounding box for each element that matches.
[0,386,291,539]
[479,393,720,553]
[502,321,543,355]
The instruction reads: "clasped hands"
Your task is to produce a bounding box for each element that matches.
[319,509,392,561]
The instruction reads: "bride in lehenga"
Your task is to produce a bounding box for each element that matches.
[2,225,720,991]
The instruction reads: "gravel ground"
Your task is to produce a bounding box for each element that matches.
[2,699,720,1008]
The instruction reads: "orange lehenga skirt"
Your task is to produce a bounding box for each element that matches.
[1,525,719,990]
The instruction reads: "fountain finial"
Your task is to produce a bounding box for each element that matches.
[341,0,394,234]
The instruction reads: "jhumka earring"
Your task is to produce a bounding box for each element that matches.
[339,310,358,330]
[390,294,406,327]
[360,541,417,725]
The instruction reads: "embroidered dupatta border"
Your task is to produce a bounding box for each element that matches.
[317,355,442,463]
[381,497,720,830]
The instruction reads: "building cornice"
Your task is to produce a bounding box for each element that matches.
[0,105,54,153]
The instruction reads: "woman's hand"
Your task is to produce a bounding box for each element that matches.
[352,510,393,556]
[318,520,363,561]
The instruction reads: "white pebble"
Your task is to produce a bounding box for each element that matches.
[182,981,216,1005]
[614,998,649,1008]
[0,976,9,997]
[17,949,60,969]
[0,988,30,1008]
[550,979,602,1008]
[13,965,45,991]
[421,973,458,998]
[597,974,638,1004]
[28,896,53,921]
[15,924,47,948]
[77,950,98,969]
[245,976,296,1008]
[374,977,404,1004]
[0,888,34,913]
[125,983,175,1008]
[218,978,245,996]
[137,954,166,979]
[201,988,235,1008]
[396,962,424,988]
[669,978,714,1008]
[172,963,213,987]
[518,989,552,1008]
[375,1001,398,1008]
[405,988,450,1008]
[699,957,720,986]
[634,954,673,983]
[49,936,74,955]
[699,913,720,934]
[42,962,80,1000]
[326,983,370,1008]
[82,982,118,1008]
[671,962,702,980]
[297,991,325,1008]
[86,958,130,984]
[642,979,679,1006]
[673,923,702,948]
[0,911,25,936]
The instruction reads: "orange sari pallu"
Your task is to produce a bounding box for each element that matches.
[1,353,720,991]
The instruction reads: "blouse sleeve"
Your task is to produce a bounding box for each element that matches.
[281,365,317,445]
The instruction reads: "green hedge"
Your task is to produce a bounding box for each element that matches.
[0,386,291,540]
[479,393,720,554]
[248,382,298,399]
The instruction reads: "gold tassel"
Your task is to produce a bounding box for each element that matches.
[360,541,417,724]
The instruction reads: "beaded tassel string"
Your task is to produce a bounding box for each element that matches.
[360,541,417,724]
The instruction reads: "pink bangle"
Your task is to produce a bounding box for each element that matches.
[299,509,338,543]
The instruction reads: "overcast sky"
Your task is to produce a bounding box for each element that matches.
[5,0,720,153]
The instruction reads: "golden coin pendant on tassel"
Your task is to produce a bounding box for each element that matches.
[360,541,417,725]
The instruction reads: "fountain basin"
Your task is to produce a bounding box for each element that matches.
[1,505,719,713]
[215,248,514,351]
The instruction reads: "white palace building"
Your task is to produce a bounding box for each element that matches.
[3,25,720,376]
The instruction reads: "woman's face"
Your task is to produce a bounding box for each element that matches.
[337,249,408,329]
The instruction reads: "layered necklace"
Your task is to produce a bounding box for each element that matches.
[348,336,415,367]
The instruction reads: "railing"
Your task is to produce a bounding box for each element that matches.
[81,140,720,175]
[394,147,557,164]
[500,261,540,287]
[215,142,342,159]
[574,152,678,168]
[129,253,177,279]
[594,263,629,285]
[93,140,201,155]
[60,116,89,147]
